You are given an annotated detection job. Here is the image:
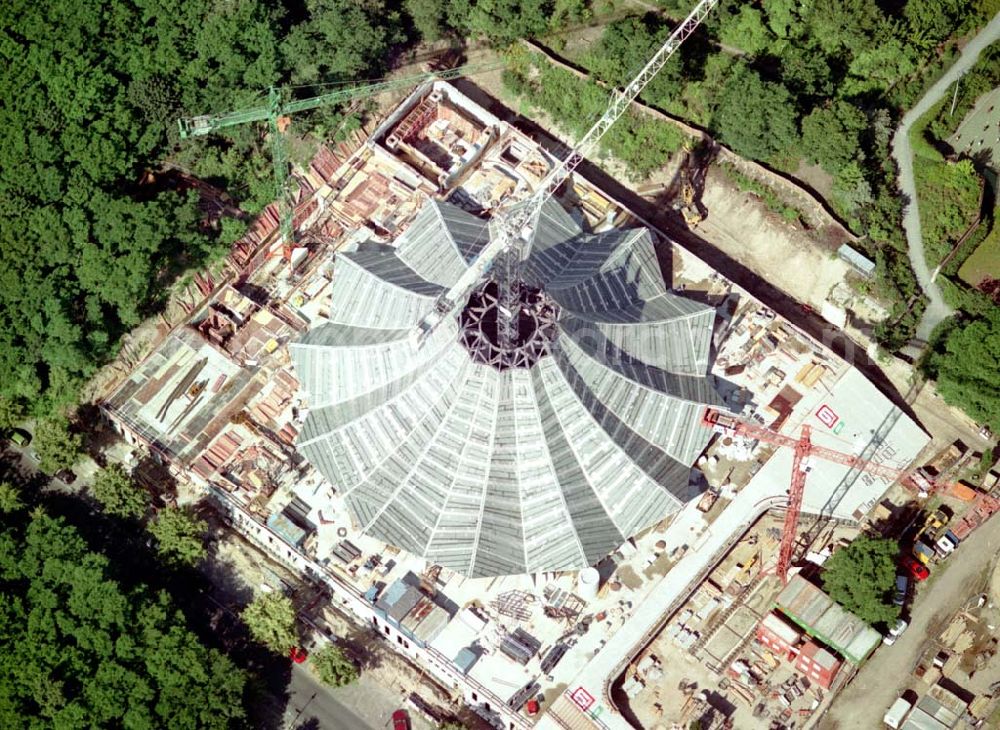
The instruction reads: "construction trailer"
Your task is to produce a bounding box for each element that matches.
[774,575,881,666]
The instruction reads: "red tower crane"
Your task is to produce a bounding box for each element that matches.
[701,408,956,583]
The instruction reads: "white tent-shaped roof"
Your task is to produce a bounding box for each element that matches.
[290,199,726,577]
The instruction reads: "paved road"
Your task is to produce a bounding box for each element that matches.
[818,517,1000,729]
[891,14,1000,342]
[283,664,378,730]
[949,86,1000,162]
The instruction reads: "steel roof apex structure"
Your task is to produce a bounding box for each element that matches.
[290,197,728,577]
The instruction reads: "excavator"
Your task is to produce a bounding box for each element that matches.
[673,164,704,227]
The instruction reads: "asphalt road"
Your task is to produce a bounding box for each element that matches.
[284,664,378,730]
[891,14,1000,342]
[950,86,1000,162]
[818,516,1000,729]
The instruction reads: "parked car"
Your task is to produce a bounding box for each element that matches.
[893,574,909,606]
[882,618,909,646]
[391,709,410,730]
[8,428,31,447]
[899,554,929,581]
[55,469,77,485]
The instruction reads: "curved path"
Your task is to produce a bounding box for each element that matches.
[891,14,1000,341]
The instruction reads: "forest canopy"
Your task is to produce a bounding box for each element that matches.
[0,507,247,727]
[0,0,410,417]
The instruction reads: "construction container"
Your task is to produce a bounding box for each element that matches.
[775,576,881,665]
[757,611,802,659]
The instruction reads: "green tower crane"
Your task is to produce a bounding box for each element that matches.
[177,61,502,258]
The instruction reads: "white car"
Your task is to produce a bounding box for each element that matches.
[883,618,909,645]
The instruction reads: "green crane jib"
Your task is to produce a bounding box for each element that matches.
[176,62,502,255]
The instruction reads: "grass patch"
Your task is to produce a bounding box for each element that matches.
[909,101,983,267]
[959,218,1000,287]
[718,161,803,225]
[501,52,687,179]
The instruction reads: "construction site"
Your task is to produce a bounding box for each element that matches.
[93,3,1000,729]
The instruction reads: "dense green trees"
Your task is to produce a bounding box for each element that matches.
[2,0,273,417]
[91,464,149,519]
[800,101,867,175]
[925,311,1000,431]
[0,483,23,513]
[242,591,299,654]
[0,508,247,727]
[821,536,901,627]
[0,399,25,431]
[718,6,771,56]
[148,506,209,567]
[1,0,421,421]
[33,415,83,474]
[309,644,360,687]
[714,65,799,162]
[449,0,552,44]
[406,0,449,42]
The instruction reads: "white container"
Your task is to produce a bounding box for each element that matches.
[577,567,600,601]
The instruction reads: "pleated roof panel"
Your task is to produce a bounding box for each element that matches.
[290,198,727,577]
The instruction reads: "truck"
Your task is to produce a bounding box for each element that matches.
[949,493,1000,543]
[934,531,959,558]
[912,540,936,565]
[883,697,913,728]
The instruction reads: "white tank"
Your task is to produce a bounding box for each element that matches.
[577,567,601,601]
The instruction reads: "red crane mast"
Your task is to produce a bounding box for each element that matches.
[701,408,945,583]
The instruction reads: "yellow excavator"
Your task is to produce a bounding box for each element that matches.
[672,164,704,228]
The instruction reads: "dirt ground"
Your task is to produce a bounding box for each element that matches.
[791,161,836,205]
[695,167,854,311]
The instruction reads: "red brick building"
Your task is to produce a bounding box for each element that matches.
[794,640,841,689]
[756,611,802,660]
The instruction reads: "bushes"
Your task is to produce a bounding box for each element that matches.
[924,309,1000,430]
[913,157,983,266]
[503,57,685,178]
[718,162,802,224]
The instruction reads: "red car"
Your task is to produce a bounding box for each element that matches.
[391,710,410,730]
[900,555,930,581]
